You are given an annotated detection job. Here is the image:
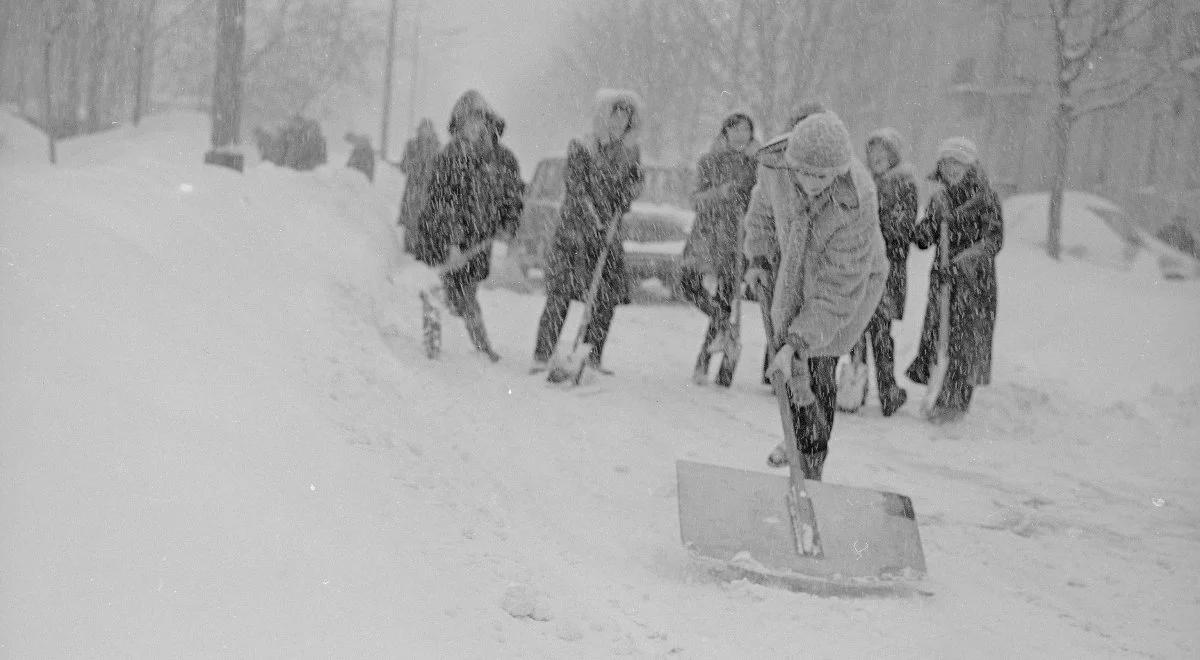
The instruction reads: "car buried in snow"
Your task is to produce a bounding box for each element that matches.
[508,157,695,298]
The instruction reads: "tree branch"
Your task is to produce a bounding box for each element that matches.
[246,0,294,74]
[1071,67,1166,118]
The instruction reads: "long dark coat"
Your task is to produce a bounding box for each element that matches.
[874,164,918,320]
[544,138,644,305]
[681,137,758,278]
[905,167,1003,387]
[414,134,524,289]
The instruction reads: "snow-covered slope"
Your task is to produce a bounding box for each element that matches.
[2,113,1198,658]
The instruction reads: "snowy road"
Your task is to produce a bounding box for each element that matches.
[2,112,1197,658]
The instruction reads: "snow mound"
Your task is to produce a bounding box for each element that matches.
[1003,191,1134,269]
[0,106,51,168]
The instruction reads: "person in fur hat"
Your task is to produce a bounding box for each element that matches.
[530,89,645,375]
[742,110,888,479]
[905,137,1003,423]
[842,128,919,416]
[414,90,525,362]
[680,112,760,383]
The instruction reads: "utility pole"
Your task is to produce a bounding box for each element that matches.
[205,0,246,172]
[406,0,422,137]
[380,0,399,161]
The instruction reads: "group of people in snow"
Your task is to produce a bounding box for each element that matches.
[398,88,1003,480]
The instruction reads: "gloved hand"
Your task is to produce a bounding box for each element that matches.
[769,344,796,383]
[769,344,817,408]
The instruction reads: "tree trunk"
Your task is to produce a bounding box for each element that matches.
[1046,105,1073,260]
[205,0,245,171]
[132,0,158,126]
[43,36,56,164]
[62,4,84,137]
[728,0,748,110]
[85,0,107,132]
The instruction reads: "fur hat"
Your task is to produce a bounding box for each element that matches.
[866,127,905,170]
[785,111,853,176]
[590,88,643,147]
[448,89,505,139]
[936,136,978,166]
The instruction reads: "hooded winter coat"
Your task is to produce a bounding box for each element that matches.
[744,137,888,358]
[682,114,759,278]
[905,165,1003,387]
[398,119,442,235]
[866,128,919,320]
[543,89,645,305]
[414,91,525,288]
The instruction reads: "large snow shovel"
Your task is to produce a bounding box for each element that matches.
[919,213,952,417]
[546,203,623,385]
[676,283,927,595]
[417,240,494,359]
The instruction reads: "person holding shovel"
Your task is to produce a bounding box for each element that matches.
[905,138,1004,423]
[743,110,888,479]
[680,112,760,385]
[414,90,525,362]
[530,89,645,375]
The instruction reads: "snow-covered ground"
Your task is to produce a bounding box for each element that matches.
[2,112,1198,658]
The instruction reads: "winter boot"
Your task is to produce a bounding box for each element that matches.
[585,356,614,376]
[927,405,965,425]
[465,315,501,363]
[800,451,827,481]
[692,346,711,385]
[881,387,908,417]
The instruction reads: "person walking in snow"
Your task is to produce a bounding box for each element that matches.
[905,137,1004,424]
[414,90,525,362]
[398,119,442,254]
[681,112,759,384]
[743,110,887,480]
[842,128,919,416]
[530,89,645,375]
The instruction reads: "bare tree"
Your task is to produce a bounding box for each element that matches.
[132,0,158,126]
[1043,0,1174,259]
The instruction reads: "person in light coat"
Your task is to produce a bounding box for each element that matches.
[742,111,887,479]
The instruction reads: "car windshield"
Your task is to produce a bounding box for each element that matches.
[529,159,691,208]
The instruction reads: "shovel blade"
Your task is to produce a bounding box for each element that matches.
[676,460,926,581]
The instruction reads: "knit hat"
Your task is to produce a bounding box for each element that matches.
[785,112,853,176]
[936,137,978,166]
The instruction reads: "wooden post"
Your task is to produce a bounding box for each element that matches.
[406,0,422,138]
[380,0,399,161]
[205,0,245,172]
